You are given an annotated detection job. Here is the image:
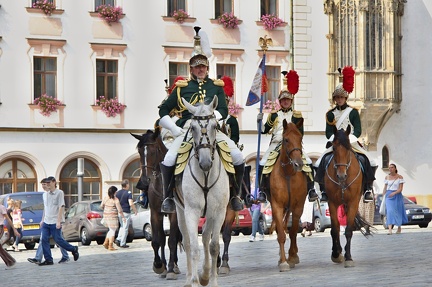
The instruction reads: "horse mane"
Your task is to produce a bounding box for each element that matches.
[334,128,351,150]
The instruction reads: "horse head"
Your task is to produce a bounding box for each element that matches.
[331,125,352,184]
[131,128,167,191]
[182,96,218,172]
[281,119,304,172]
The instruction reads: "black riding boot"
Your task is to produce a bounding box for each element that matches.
[230,163,245,212]
[363,166,377,203]
[319,183,328,202]
[307,180,318,202]
[160,163,176,213]
[257,165,267,203]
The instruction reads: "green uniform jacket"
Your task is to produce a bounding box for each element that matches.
[159,76,228,128]
[261,109,304,136]
[325,103,361,139]
[225,115,240,144]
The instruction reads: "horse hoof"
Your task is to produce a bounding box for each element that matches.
[278,261,291,272]
[166,272,177,280]
[173,264,181,274]
[344,260,355,268]
[288,256,300,267]
[331,254,344,264]
[199,277,210,286]
[218,266,230,275]
[153,264,166,274]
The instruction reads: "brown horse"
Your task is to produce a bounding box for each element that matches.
[131,129,182,280]
[269,119,308,272]
[324,125,373,268]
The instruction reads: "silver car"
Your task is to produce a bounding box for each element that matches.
[131,202,170,241]
[313,201,332,232]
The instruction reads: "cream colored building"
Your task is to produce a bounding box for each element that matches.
[0,0,431,207]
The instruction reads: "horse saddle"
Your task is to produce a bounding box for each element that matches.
[263,144,312,177]
[174,140,235,176]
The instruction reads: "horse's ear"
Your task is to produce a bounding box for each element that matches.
[346,125,351,136]
[130,133,144,141]
[210,95,218,111]
[283,119,288,130]
[182,98,197,114]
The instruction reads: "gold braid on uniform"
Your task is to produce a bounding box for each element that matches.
[266,115,278,134]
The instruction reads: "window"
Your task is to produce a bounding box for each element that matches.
[261,0,277,17]
[95,0,115,10]
[122,159,141,200]
[215,0,232,18]
[96,59,118,100]
[366,1,384,69]
[382,146,389,169]
[168,62,188,87]
[216,63,236,98]
[60,159,102,208]
[167,0,186,16]
[334,1,359,67]
[34,57,57,100]
[263,66,280,103]
[0,159,37,195]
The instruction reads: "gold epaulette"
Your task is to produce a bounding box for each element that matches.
[293,110,303,118]
[175,80,189,88]
[213,79,225,87]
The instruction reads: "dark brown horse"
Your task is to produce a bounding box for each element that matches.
[131,129,182,280]
[269,119,308,272]
[324,125,372,267]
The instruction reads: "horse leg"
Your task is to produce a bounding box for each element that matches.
[272,206,290,272]
[219,209,234,276]
[200,226,212,286]
[329,204,343,263]
[183,209,200,287]
[344,226,354,267]
[151,211,166,275]
[166,217,181,280]
[287,212,301,268]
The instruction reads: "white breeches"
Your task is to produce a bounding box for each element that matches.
[161,126,244,167]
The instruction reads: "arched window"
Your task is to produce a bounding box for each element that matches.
[382,146,389,169]
[59,159,102,207]
[122,159,141,200]
[0,159,37,195]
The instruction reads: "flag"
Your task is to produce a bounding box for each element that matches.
[246,55,267,106]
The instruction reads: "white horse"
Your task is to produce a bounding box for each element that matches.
[175,96,229,287]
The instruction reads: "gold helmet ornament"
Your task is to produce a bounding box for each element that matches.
[189,26,211,67]
[332,66,355,99]
[278,70,299,100]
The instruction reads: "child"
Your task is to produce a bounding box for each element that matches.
[12,200,23,251]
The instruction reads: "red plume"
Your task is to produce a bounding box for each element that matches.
[286,70,299,95]
[342,66,355,94]
[168,76,185,94]
[221,76,234,97]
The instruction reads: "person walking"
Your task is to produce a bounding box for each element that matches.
[101,186,126,251]
[114,179,137,248]
[300,199,314,237]
[383,163,408,235]
[0,201,20,269]
[249,201,264,242]
[39,176,79,266]
[28,178,70,264]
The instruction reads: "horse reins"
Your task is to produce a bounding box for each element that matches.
[326,149,362,196]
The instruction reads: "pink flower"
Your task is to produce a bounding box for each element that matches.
[228,99,243,117]
[32,0,56,16]
[96,96,126,117]
[33,94,63,117]
[261,14,284,30]
[171,9,189,24]
[97,5,123,24]
[218,12,239,29]
[262,100,280,113]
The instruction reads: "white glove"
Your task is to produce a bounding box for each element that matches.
[257,113,264,122]
[214,110,223,121]
[159,115,184,137]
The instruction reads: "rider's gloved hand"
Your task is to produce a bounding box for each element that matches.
[257,113,264,122]
[159,115,184,137]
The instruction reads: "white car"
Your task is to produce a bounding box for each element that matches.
[131,202,170,241]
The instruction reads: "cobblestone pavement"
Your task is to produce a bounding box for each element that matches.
[2,225,431,286]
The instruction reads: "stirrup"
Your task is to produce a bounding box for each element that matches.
[244,194,254,208]
[308,189,318,202]
[161,198,176,213]
[320,192,328,202]
[230,196,243,212]
[257,191,267,203]
[363,190,374,203]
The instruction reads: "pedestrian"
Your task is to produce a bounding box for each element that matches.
[0,201,20,269]
[158,26,244,213]
[249,201,264,242]
[383,163,408,235]
[114,179,137,248]
[38,176,79,266]
[27,178,70,264]
[300,199,314,237]
[11,199,23,252]
[358,190,375,235]
[101,186,126,251]
[1,197,14,249]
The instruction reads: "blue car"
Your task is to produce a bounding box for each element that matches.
[0,191,44,250]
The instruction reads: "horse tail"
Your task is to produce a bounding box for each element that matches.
[282,209,290,234]
[354,213,376,237]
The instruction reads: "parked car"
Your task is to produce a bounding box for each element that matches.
[62,200,134,245]
[131,202,170,241]
[198,206,252,236]
[259,205,303,235]
[313,201,332,232]
[374,194,431,229]
[0,192,44,250]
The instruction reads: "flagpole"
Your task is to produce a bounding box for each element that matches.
[254,36,272,199]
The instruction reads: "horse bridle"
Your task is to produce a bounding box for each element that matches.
[140,142,163,187]
[190,114,216,161]
[280,140,303,170]
[326,147,361,191]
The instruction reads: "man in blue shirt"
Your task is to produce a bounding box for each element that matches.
[115,179,137,248]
